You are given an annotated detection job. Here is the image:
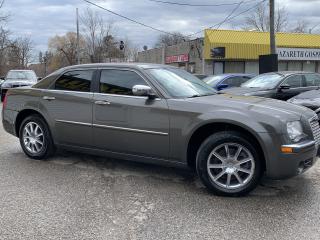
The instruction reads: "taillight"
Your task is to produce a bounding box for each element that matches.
[3,91,9,109]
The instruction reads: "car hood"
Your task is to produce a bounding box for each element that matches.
[185,93,315,120]
[288,90,320,110]
[221,87,266,95]
[2,80,35,88]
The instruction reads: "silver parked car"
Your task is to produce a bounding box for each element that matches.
[2,63,319,196]
[1,70,38,101]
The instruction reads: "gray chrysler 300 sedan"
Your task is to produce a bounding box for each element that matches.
[2,63,320,196]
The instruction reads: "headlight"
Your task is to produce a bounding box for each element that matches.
[286,121,306,142]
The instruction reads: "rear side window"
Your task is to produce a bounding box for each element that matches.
[100,69,147,95]
[305,74,320,87]
[54,70,93,92]
[225,76,251,87]
[283,75,304,88]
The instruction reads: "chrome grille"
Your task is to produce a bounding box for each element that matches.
[309,115,320,145]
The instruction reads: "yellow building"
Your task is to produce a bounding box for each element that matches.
[204,29,320,74]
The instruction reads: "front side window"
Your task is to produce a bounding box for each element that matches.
[147,68,215,98]
[100,69,147,95]
[54,70,93,92]
[305,74,320,87]
[283,75,304,88]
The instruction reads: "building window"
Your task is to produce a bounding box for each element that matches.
[224,62,245,73]
[288,61,303,71]
[303,61,316,72]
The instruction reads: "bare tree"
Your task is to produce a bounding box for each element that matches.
[9,37,33,68]
[0,0,9,23]
[154,32,189,48]
[81,8,115,63]
[243,3,288,32]
[292,20,309,33]
[48,32,85,66]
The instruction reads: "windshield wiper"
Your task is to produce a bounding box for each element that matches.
[188,94,201,98]
[188,93,216,98]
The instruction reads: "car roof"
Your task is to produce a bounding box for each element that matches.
[206,73,254,78]
[59,63,177,71]
[8,69,35,72]
[269,71,317,76]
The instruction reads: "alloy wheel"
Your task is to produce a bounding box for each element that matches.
[22,122,45,154]
[207,143,255,190]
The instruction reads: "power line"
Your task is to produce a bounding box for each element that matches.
[187,0,267,37]
[148,0,258,7]
[82,0,266,41]
[82,0,176,36]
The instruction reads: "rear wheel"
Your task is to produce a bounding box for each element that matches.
[19,115,55,160]
[196,131,263,197]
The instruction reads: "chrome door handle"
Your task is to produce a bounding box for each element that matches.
[94,100,111,105]
[43,96,56,101]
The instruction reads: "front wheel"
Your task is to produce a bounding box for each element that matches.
[196,131,263,197]
[19,114,55,160]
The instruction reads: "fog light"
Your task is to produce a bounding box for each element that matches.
[281,147,293,153]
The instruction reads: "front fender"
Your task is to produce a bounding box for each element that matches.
[181,109,281,172]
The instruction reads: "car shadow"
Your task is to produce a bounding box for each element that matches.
[47,150,318,201]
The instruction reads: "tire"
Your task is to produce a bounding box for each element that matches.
[19,114,56,160]
[196,131,263,197]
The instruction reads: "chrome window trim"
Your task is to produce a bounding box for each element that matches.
[42,89,94,95]
[56,120,168,136]
[93,92,161,100]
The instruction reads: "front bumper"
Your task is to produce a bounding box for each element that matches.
[266,140,318,179]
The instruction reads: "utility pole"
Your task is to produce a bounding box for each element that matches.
[76,8,80,65]
[269,0,276,54]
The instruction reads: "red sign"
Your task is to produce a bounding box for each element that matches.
[165,54,189,64]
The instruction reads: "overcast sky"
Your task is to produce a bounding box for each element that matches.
[1,0,320,60]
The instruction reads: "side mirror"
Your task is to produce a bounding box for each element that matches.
[37,77,42,81]
[279,84,290,91]
[217,83,229,91]
[132,85,157,99]
[0,76,5,80]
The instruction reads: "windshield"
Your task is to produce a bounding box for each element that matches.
[6,71,37,82]
[203,75,225,86]
[241,73,283,89]
[147,68,216,98]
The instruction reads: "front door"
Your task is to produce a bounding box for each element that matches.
[276,74,305,100]
[92,69,170,160]
[41,69,94,147]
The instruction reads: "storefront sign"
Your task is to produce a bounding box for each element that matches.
[165,54,189,64]
[277,48,320,61]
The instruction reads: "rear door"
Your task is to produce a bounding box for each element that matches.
[92,68,170,160]
[40,69,95,147]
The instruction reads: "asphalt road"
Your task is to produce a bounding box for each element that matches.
[1,106,320,240]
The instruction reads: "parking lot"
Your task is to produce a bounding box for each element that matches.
[0,105,320,240]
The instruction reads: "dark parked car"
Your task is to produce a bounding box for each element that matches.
[203,74,254,91]
[223,72,320,100]
[288,89,320,118]
[2,64,319,196]
[1,70,38,101]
